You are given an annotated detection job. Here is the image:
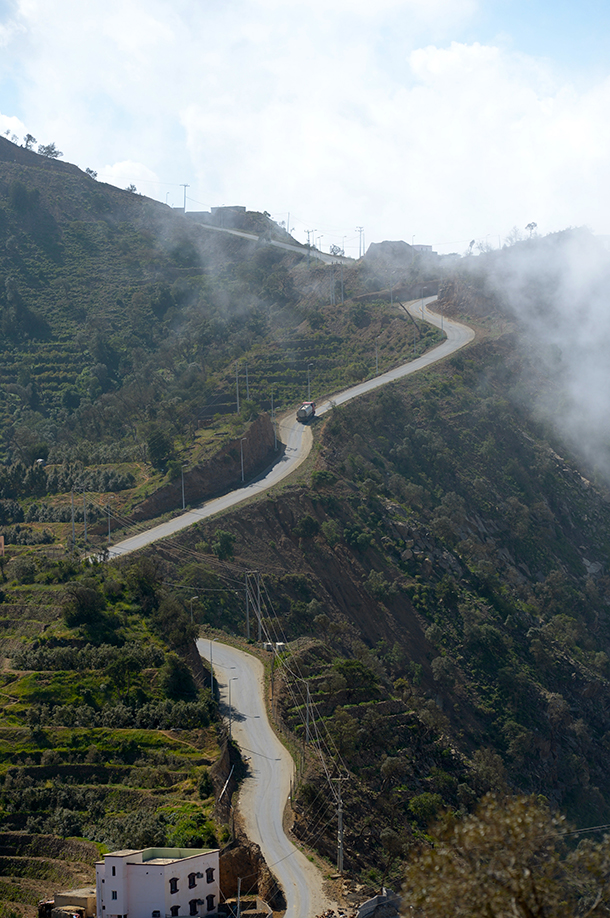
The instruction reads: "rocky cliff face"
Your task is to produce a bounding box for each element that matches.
[131,413,278,522]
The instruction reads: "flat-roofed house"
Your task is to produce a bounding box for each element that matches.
[96,847,220,918]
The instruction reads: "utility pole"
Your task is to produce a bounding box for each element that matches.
[257,574,261,642]
[71,490,75,551]
[245,572,262,641]
[180,183,189,212]
[337,781,344,875]
[356,226,364,258]
[245,572,263,641]
[271,646,275,712]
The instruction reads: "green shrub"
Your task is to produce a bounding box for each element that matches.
[293,515,319,538]
[408,791,443,826]
[198,768,214,799]
[212,530,235,560]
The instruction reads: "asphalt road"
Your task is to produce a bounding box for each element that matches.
[196,639,333,918]
[119,300,474,918]
[107,297,474,558]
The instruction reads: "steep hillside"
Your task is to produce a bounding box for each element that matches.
[7,139,610,899]
[0,137,441,558]
[150,309,610,888]
[0,139,449,910]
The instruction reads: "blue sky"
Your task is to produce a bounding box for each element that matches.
[477,1,610,77]
[1,0,610,255]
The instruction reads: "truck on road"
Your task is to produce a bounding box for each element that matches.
[296,401,316,422]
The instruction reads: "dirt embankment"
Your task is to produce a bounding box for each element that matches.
[132,414,278,522]
[220,838,285,909]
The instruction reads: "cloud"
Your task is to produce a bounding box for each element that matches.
[98,160,161,193]
[0,111,25,138]
[1,1,610,253]
[480,230,610,479]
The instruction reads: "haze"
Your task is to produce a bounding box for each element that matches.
[1,0,610,255]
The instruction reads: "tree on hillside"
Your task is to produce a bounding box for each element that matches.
[403,794,610,917]
[147,427,174,469]
[37,141,63,159]
[23,133,36,150]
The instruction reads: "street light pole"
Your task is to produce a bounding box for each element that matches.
[107,494,114,546]
[210,639,215,697]
[240,438,247,482]
[228,678,237,739]
[271,387,277,450]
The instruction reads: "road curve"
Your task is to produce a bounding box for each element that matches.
[107,298,474,558]
[118,301,474,917]
[195,639,333,918]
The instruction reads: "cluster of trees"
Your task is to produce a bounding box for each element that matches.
[404,795,610,918]
[25,697,213,730]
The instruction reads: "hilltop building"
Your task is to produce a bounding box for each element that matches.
[96,847,220,918]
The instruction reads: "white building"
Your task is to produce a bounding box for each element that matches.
[96,847,220,918]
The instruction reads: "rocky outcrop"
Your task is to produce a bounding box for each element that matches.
[220,840,285,910]
[132,414,279,522]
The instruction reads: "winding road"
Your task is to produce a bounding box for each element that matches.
[109,298,475,918]
[195,639,333,918]
[107,298,473,558]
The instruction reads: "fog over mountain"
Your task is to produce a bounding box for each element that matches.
[472,230,610,479]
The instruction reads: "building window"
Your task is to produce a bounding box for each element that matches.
[111,891,117,900]
[189,900,198,916]
[170,878,179,894]
[171,907,180,917]
[188,872,197,888]
[206,895,215,912]
[206,868,215,884]
[112,866,116,876]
